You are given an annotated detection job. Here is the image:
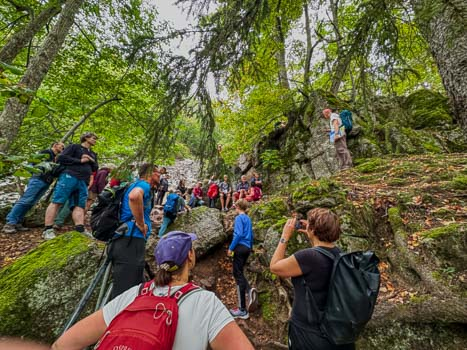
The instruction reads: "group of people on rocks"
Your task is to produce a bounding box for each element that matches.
[2,107,357,349]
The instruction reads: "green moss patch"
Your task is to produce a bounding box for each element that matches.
[421,223,461,239]
[258,291,278,323]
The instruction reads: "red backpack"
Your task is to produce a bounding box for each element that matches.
[94,281,200,350]
[207,183,219,199]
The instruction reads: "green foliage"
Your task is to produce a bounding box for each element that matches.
[260,149,285,171]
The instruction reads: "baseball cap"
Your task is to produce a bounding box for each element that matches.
[154,231,197,271]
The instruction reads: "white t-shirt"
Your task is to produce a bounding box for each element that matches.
[330,113,345,134]
[103,283,234,350]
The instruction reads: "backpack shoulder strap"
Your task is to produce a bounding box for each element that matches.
[313,246,337,260]
[138,280,155,296]
[171,282,201,305]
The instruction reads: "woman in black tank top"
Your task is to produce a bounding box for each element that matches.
[269,208,355,350]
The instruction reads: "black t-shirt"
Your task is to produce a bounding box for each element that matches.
[291,246,341,327]
[57,144,98,183]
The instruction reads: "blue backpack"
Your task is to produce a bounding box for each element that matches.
[164,193,179,215]
[339,110,353,134]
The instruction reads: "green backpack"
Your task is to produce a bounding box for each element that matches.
[303,247,380,345]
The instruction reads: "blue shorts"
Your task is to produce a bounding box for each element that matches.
[52,173,88,209]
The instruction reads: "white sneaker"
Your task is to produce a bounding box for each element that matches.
[247,288,259,313]
[42,228,56,240]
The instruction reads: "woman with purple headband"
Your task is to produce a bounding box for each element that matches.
[53,231,254,350]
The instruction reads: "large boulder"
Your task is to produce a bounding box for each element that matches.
[147,206,227,259]
[0,233,103,343]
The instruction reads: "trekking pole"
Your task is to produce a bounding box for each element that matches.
[61,257,111,334]
[94,261,112,312]
[99,283,113,310]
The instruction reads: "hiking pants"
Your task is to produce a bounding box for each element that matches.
[158,212,177,237]
[233,244,251,310]
[288,321,355,350]
[208,197,217,208]
[155,190,166,205]
[6,177,49,224]
[334,137,353,169]
[108,236,146,300]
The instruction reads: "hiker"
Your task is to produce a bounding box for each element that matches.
[158,189,191,237]
[219,175,232,212]
[155,167,169,205]
[108,163,160,299]
[250,171,263,190]
[227,199,257,319]
[188,181,204,208]
[323,109,353,170]
[2,142,64,234]
[177,179,187,197]
[269,208,355,349]
[245,185,262,202]
[86,166,111,210]
[233,175,249,202]
[207,175,219,209]
[52,231,254,350]
[42,132,98,240]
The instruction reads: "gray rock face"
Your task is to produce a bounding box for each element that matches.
[263,226,281,262]
[0,233,103,343]
[147,206,227,259]
[238,154,253,173]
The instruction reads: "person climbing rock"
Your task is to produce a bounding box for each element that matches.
[158,189,191,237]
[227,199,258,319]
[323,108,353,170]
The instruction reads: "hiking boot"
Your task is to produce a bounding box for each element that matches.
[14,224,29,232]
[53,224,63,230]
[42,228,56,240]
[230,308,249,319]
[2,224,17,234]
[247,288,259,313]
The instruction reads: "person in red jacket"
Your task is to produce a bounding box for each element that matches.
[189,181,204,208]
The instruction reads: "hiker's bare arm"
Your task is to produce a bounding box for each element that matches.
[52,310,106,350]
[270,218,303,278]
[210,321,254,350]
[128,187,147,235]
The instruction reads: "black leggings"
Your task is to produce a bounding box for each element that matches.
[232,244,251,310]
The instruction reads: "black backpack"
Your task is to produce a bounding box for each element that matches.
[90,183,130,242]
[303,247,380,345]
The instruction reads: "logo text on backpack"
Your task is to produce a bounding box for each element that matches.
[113,346,133,350]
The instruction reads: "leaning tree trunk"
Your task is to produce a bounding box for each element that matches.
[0,0,84,153]
[410,0,467,132]
[0,1,64,65]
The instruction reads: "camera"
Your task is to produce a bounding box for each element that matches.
[295,221,304,230]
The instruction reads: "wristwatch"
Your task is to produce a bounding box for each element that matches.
[279,237,288,244]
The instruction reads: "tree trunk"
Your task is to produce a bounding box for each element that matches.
[60,96,121,143]
[411,0,467,132]
[0,0,84,153]
[0,2,64,65]
[275,1,290,90]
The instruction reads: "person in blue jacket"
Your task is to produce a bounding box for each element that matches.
[227,199,258,319]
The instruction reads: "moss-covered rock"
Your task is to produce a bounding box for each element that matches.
[0,233,103,342]
[403,89,452,129]
[360,323,467,350]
